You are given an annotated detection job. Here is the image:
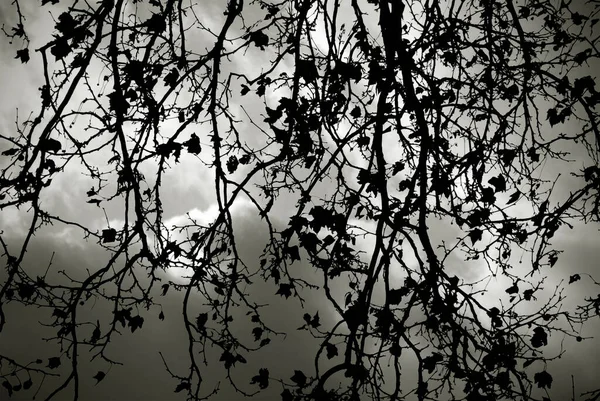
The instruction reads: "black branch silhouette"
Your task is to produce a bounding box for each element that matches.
[1,0,600,400]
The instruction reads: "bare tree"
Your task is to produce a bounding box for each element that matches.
[1,0,600,400]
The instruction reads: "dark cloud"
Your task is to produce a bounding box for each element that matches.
[0,202,343,400]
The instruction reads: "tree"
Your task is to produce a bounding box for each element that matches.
[1,0,599,400]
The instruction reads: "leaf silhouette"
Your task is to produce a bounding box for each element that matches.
[15,48,29,63]
[93,371,106,384]
[90,320,101,343]
[113,308,132,327]
[531,327,548,348]
[108,91,129,115]
[48,357,61,369]
[252,327,263,341]
[11,23,25,37]
[250,368,269,389]
[297,59,318,83]
[534,370,553,389]
[468,229,483,245]
[2,381,12,397]
[174,381,190,393]
[146,13,166,33]
[184,133,201,154]
[41,138,62,153]
[299,232,321,254]
[102,228,117,243]
[574,49,591,65]
[423,353,444,373]
[2,148,19,156]
[506,190,521,205]
[248,30,269,49]
[276,283,293,299]
[220,351,236,369]
[480,187,496,204]
[290,370,307,387]
[505,283,519,294]
[488,174,507,192]
[227,155,239,174]
[523,289,535,301]
[387,288,408,305]
[196,313,208,330]
[285,246,300,262]
[325,343,338,359]
[17,283,35,300]
[50,37,71,60]
[56,12,77,34]
[164,68,179,88]
[128,315,144,333]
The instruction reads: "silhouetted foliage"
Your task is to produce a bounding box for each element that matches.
[1,0,600,401]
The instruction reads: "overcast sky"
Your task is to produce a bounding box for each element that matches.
[1,1,600,401]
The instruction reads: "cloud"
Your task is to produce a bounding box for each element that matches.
[0,195,345,400]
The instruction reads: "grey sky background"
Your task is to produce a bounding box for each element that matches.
[1,1,600,401]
